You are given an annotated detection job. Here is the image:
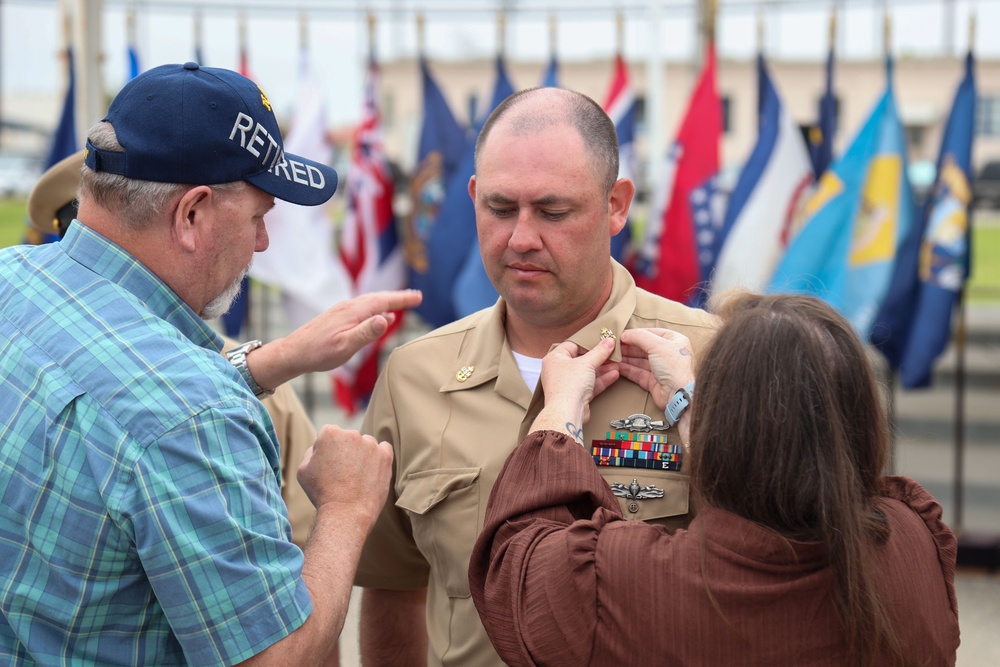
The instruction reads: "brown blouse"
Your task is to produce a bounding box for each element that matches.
[470,430,960,667]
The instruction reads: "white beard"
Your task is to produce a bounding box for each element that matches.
[202,262,250,320]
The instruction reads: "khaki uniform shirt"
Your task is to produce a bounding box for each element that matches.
[222,337,316,548]
[355,261,718,666]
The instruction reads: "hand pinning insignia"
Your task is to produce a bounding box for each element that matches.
[609,413,668,433]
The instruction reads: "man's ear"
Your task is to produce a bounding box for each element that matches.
[467,174,477,202]
[608,177,636,235]
[172,186,214,252]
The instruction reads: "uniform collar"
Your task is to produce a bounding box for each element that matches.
[565,259,635,362]
[439,259,634,405]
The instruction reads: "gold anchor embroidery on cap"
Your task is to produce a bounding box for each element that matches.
[258,85,272,112]
[456,365,475,382]
[599,327,616,340]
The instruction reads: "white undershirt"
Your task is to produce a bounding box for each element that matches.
[511,350,543,393]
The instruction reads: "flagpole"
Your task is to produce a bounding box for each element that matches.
[615,11,624,56]
[756,3,764,57]
[953,9,976,535]
[953,295,967,531]
[368,12,377,62]
[645,0,665,200]
[496,10,506,59]
[72,0,103,149]
[416,12,425,58]
[193,9,203,63]
[548,12,557,63]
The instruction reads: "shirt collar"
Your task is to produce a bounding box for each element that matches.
[62,221,223,353]
[439,259,634,398]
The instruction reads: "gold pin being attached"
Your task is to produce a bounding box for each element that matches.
[456,365,475,382]
[599,327,616,340]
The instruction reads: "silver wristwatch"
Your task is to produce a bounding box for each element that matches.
[226,340,274,399]
[664,381,695,429]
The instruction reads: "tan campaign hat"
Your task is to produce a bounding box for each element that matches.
[27,149,84,236]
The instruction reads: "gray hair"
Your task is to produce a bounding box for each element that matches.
[474,87,620,195]
[79,121,246,230]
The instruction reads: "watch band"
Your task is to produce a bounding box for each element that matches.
[664,380,695,429]
[226,339,275,399]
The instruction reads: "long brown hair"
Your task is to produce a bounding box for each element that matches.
[689,292,901,666]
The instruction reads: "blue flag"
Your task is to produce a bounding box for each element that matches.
[413,56,512,324]
[44,50,77,171]
[28,48,78,244]
[602,54,637,265]
[810,48,837,179]
[873,52,976,388]
[711,54,813,295]
[770,58,915,339]
[542,54,559,88]
[127,44,141,81]
[406,57,473,326]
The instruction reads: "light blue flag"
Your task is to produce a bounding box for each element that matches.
[770,58,915,338]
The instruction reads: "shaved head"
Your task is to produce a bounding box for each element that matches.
[474,87,620,194]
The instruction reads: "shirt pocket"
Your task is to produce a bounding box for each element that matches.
[599,470,690,531]
[396,467,481,598]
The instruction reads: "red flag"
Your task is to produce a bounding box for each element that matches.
[634,44,721,303]
[239,49,254,81]
[333,57,405,415]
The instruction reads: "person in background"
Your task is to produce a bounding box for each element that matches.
[28,149,316,549]
[0,62,420,666]
[470,292,960,666]
[355,86,717,666]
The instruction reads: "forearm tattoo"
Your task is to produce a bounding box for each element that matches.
[565,421,584,444]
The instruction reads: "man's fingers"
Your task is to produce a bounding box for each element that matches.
[362,289,423,315]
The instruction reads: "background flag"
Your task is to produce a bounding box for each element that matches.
[810,47,837,179]
[220,47,257,337]
[874,52,977,388]
[403,57,469,309]
[44,49,76,173]
[411,55,512,324]
[602,53,637,264]
[634,44,721,304]
[333,55,407,414]
[127,44,141,81]
[542,53,559,88]
[770,58,915,338]
[711,54,813,294]
[26,47,77,244]
[248,50,349,329]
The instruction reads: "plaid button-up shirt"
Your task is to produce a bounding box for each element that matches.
[0,223,310,666]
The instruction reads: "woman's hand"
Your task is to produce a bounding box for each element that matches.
[530,337,619,443]
[617,328,695,412]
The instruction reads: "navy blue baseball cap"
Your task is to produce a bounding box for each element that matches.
[84,62,337,206]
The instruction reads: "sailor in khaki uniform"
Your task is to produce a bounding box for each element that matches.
[355,87,718,667]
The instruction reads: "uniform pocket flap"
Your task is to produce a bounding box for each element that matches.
[396,467,482,516]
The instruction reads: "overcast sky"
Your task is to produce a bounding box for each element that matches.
[1,0,995,128]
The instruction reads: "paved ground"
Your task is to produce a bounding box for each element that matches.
[251,296,1000,665]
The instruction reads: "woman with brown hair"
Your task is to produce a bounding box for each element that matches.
[469,293,959,666]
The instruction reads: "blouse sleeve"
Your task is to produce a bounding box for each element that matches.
[469,430,624,667]
[879,475,959,617]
